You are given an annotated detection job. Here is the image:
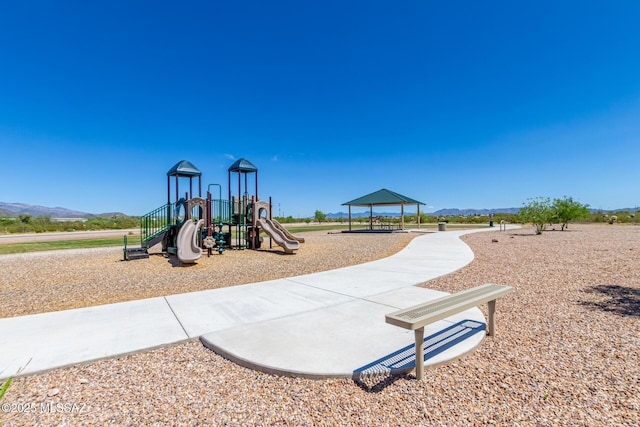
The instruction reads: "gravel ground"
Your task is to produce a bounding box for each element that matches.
[1,224,638,426]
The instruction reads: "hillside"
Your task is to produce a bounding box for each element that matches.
[0,202,126,218]
[0,208,17,217]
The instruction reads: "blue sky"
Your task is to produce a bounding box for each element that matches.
[1,1,639,217]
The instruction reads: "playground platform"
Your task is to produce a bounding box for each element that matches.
[1,226,516,380]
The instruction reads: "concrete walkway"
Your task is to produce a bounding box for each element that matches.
[1,227,512,380]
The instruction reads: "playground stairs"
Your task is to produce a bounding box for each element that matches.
[124,230,167,261]
[123,203,174,261]
[124,247,149,260]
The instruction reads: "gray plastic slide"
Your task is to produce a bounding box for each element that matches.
[270,218,305,243]
[177,219,204,263]
[258,218,300,253]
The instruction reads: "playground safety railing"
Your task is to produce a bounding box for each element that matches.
[140,203,174,248]
[210,198,232,224]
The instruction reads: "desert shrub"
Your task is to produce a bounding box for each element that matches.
[553,196,590,230]
[518,197,554,235]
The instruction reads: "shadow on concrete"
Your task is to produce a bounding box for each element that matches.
[581,284,640,318]
[352,319,485,392]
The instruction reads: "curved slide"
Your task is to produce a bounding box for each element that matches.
[258,218,300,254]
[270,218,305,243]
[177,219,204,263]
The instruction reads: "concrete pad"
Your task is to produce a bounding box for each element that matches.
[201,297,487,379]
[354,259,462,276]
[285,230,478,299]
[383,231,472,258]
[287,268,428,299]
[0,298,187,377]
[166,279,356,337]
[364,286,450,309]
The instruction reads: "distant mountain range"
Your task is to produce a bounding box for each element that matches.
[0,202,125,219]
[328,206,636,218]
[327,208,520,218]
[1,202,636,220]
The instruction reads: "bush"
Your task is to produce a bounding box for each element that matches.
[518,197,554,234]
[314,210,327,223]
[552,196,590,230]
[1,215,141,234]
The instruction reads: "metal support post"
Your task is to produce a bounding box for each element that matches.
[488,300,496,336]
[415,327,425,380]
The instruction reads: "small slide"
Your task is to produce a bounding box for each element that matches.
[177,219,204,263]
[270,218,305,243]
[258,218,300,254]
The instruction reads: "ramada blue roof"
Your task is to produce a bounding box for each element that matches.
[343,188,424,206]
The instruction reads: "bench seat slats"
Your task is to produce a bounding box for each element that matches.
[385,284,513,330]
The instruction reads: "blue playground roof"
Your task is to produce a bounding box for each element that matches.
[167,160,201,177]
[228,158,258,172]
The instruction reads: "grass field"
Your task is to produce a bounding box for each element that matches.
[0,238,127,255]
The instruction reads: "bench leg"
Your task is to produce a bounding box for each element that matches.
[487,299,496,336]
[415,327,425,380]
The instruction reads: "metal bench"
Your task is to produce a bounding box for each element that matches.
[385,283,513,380]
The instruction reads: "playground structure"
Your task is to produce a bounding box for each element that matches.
[124,158,303,262]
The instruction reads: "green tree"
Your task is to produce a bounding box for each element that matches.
[553,196,590,230]
[314,210,327,223]
[518,197,554,235]
[18,214,32,223]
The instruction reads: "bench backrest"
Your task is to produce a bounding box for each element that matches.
[385,283,512,330]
